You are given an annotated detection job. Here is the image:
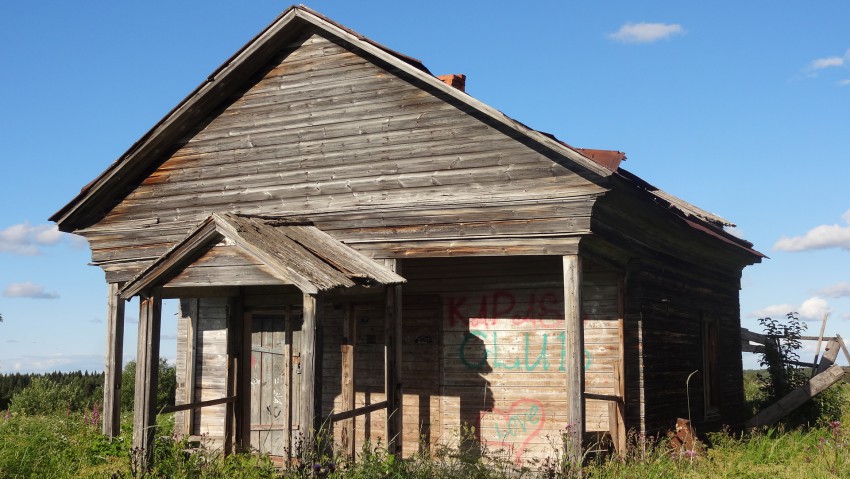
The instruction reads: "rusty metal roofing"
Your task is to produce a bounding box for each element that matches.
[119,213,405,299]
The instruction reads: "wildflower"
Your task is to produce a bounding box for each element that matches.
[683,449,698,459]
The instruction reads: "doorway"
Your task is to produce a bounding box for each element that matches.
[245,308,302,463]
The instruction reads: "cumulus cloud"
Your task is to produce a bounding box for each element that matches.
[608,22,684,44]
[3,282,59,299]
[799,297,831,321]
[749,303,796,319]
[749,297,831,322]
[815,282,850,299]
[0,222,65,256]
[839,79,850,87]
[774,209,850,252]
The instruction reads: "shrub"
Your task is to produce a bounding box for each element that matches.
[756,312,848,427]
[9,377,88,415]
[121,359,176,412]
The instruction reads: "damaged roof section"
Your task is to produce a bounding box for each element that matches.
[119,212,405,299]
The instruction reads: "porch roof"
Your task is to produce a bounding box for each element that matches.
[118,212,404,299]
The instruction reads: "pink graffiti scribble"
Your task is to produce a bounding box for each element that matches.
[480,398,545,463]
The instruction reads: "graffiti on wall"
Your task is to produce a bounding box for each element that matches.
[445,290,591,462]
[449,290,592,372]
[479,398,545,463]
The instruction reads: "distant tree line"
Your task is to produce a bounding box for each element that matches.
[0,360,176,414]
[0,370,102,411]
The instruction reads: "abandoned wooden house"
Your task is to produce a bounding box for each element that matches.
[51,5,764,464]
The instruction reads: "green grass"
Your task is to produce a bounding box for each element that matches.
[1,382,848,478]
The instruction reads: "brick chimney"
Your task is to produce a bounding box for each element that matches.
[437,74,466,92]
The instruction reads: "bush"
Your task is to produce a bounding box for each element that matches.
[9,377,89,415]
[121,359,176,412]
[756,312,848,426]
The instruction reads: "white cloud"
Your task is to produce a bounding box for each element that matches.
[749,303,795,319]
[749,297,831,322]
[774,209,850,252]
[608,22,684,44]
[2,354,104,374]
[816,282,850,299]
[810,56,845,70]
[839,79,850,87]
[799,297,831,321]
[3,282,59,299]
[0,222,65,256]
[805,48,850,76]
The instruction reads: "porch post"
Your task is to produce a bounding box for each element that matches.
[340,302,356,458]
[563,255,584,463]
[102,282,125,438]
[132,291,162,464]
[384,259,403,454]
[300,293,323,441]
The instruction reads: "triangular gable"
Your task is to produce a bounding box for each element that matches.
[50,5,611,232]
[119,212,404,299]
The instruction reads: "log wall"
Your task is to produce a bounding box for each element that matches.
[79,28,604,284]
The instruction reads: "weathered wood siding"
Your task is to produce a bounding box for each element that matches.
[79,28,604,283]
[401,257,622,463]
[188,297,229,448]
[625,260,744,433]
[590,187,752,433]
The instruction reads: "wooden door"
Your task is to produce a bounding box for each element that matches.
[248,310,297,461]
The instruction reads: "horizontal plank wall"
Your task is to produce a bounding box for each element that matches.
[78,28,604,282]
[628,259,744,433]
[403,256,621,464]
[582,271,623,432]
[591,186,755,433]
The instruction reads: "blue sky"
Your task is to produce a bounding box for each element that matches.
[0,1,847,373]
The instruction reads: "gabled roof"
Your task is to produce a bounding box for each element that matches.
[119,212,405,299]
[50,4,612,232]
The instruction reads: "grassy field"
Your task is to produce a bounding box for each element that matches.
[1,383,848,478]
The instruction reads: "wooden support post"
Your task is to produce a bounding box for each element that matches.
[102,283,125,438]
[384,259,403,455]
[239,309,252,452]
[300,293,323,442]
[340,303,356,458]
[563,255,584,464]
[225,294,243,454]
[132,292,162,465]
[183,299,198,437]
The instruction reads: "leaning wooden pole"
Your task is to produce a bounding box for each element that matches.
[563,255,584,465]
[132,292,162,465]
[102,282,125,438]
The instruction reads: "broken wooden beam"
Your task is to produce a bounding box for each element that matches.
[746,364,845,428]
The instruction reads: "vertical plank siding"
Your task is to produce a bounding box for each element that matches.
[192,297,230,449]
